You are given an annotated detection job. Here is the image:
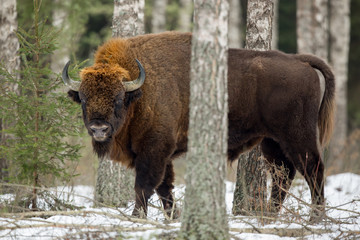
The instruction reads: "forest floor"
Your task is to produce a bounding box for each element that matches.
[0,173,359,239]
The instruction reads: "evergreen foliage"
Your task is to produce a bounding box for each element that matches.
[0,0,82,208]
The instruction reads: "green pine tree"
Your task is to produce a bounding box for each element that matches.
[0,0,82,210]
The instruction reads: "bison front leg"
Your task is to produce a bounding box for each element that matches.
[132,160,166,218]
[156,162,180,219]
[261,138,296,214]
[131,139,176,218]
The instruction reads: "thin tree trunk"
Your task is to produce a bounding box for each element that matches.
[297,0,333,167]
[297,0,329,60]
[180,0,229,239]
[178,0,192,32]
[229,0,243,48]
[232,0,273,217]
[51,0,69,73]
[328,0,350,169]
[0,0,20,182]
[95,0,144,207]
[151,0,167,33]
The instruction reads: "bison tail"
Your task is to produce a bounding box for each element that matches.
[294,54,336,146]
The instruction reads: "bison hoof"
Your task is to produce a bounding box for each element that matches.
[163,208,181,223]
[167,207,181,220]
[309,207,325,224]
[131,208,147,219]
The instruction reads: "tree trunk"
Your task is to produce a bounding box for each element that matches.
[51,0,69,73]
[297,0,329,60]
[151,0,167,33]
[112,0,144,37]
[232,0,273,217]
[178,0,192,32]
[328,0,350,170]
[95,0,144,207]
[245,0,273,51]
[296,0,342,169]
[229,0,243,48]
[180,0,229,239]
[0,0,20,181]
[272,0,279,49]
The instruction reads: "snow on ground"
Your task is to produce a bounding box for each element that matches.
[0,173,359,239]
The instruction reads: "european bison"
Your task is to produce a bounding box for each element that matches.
[62,32,335,220]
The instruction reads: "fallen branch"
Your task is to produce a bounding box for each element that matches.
[0,209,174,230]
[229,226,332,237]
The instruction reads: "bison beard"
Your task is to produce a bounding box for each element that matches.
[92,138,113,159]
[62,32,335,222]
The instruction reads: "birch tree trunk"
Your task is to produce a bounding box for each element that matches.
[328,0,350,169]
[180,0,229,239]
[95,0,144,207]
[112,0,144,37]
[0,0,20,181]
[232,0,273,216]
[151,0,167,33]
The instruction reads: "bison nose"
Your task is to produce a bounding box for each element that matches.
[89,124,111,142]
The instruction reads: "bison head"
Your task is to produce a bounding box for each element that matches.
[62,60,145,157]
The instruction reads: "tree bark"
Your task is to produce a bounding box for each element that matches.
[151,0,167,33]
[112,0,144,37]
[245,0,273,51]
[328,0,350,169]
[180,0,229,239]
[95,0,144,207]
[232,0,273,216]
[0,0,20,181]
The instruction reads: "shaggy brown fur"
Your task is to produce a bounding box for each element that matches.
[66,32,335,220]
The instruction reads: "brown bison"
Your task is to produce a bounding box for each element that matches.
[62,31,335,220]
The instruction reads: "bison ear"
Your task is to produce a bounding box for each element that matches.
[68,90,81,104]
[125,89,142,107]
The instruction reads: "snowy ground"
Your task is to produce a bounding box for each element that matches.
[0,173,359,239]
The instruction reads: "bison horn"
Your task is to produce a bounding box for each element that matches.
[62,61,80,90]
[123,59,146,92]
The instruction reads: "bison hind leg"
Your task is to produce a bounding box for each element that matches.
[261,138,296,214]
[303,152,326,223]
[281,138,325,223]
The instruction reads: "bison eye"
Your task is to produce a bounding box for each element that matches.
[114,94,124,106]
[79,92,87,104]
[115,99,123,107]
